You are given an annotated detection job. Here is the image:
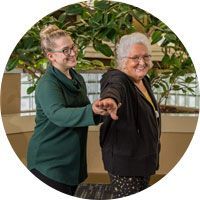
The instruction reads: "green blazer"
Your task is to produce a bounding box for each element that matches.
[27,65,99,185]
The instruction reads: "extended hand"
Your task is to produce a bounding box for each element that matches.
[92,99,109,116]
[97,98,121,120]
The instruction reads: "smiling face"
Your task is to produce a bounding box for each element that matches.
[122,43,151,83]
[47,36,77,72]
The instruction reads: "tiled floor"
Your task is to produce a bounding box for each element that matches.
[75,183,113,199]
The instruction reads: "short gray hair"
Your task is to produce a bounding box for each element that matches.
[116,32,152,68]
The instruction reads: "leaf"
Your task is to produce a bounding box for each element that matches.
[17,46,40,53]
[160,82,168,92]
[91,60,104,68]
[171,55,181,67]
[116,11,128,19]
[187,87,195,93]
[185,76,195,83]
[65,4,83,15]
[58,12,67,23]
[153,83,160,88]
[162,71,172,76]
[66,26,76,32]
[106,28,117,42]
[35,58,48,68]
[94,42,114,57]
[6,58,19,71]
[27,85,36,94]
[160,39,170,47]
[169,72,177,83]
[82,11,91,20]
[97,27,111,39]
[91,12,103,25]
[151,30,163,44]
[173,85,180,90]
[125,13,133,24]
[181,88,187,93]
[165,33,177,42]
[182,57,193,68]
[161,54,171,65]
[23,37,36,49]
[94,0,110,11]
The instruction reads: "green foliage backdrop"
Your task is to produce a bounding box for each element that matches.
[6,0,197,105]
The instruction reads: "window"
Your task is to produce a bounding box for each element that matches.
[20,73,102,112]
[21,74,36,112]
[21,73,200,112]
[154,74,200,109]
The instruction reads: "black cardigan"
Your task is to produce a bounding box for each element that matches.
[100,69,161,177]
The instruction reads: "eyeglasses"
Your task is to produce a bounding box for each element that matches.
[123,55,151,63]
[50,44,78,56]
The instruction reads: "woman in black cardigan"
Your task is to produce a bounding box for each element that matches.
[98,32,161,198]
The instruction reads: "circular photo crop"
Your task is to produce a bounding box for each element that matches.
[1,0,199,199]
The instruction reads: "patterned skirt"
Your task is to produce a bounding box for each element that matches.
[109,173,150,199]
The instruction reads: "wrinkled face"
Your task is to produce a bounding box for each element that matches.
[123,43,151,82]
[47,36,77,70]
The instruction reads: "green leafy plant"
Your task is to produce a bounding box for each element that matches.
[6,0,197,106]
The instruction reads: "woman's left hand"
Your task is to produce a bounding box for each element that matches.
[92,99,110,116]
[97,98,121,120]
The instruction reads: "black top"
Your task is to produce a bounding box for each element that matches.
[100,69,161,177]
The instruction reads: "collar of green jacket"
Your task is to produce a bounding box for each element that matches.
[48,65,83,93]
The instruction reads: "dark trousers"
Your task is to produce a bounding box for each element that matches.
[31,169,77,196]
[109,173,150,199]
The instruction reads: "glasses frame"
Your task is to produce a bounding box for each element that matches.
[123,54,152,63]
[49,43,78,56]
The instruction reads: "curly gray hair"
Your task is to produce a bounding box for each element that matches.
[116,32,152,69]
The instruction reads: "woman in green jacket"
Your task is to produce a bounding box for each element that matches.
[27,25,114,196]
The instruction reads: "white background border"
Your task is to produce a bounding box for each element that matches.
[0,0,200,199]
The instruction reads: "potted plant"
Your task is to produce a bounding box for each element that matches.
[6,0,198,113]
